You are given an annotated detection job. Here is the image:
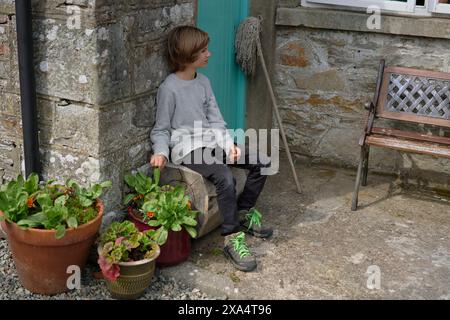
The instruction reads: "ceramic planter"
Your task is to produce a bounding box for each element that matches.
[128,208,191,268]
[100,243,160,300]
[0,199,104,295]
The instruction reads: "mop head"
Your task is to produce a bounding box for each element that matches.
[235,16,262,77]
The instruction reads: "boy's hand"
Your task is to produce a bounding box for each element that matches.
[150,154,168,170]
[229,145,241,163]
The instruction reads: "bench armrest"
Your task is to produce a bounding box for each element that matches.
[359,102,376,146]
[364,102,375,111]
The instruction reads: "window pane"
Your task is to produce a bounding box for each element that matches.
[307,0,415,12]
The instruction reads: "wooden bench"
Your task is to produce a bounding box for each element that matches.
[351,59,450,211]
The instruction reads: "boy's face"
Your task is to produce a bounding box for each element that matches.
[191,46,211,69]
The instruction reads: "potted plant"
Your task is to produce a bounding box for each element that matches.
[0,173,111,294]
[140,184,199,267]
[124,170,199,267]
[123,169,160,231]
[97,220,160,300]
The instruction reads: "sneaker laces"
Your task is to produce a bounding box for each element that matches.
[230,232,251,258]
[245,208,262,230]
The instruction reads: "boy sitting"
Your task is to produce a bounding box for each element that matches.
[150,26,273,272]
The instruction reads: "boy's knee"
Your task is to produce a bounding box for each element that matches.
[212,168,236,191]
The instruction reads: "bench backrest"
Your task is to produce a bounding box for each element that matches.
[375,60,450,128]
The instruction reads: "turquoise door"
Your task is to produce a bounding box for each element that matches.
[197,0,248,140]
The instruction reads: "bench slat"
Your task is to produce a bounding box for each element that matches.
[366,134,450,158]
[376,111,450,128]
[371,127,450,145]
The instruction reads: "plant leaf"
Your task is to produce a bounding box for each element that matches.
[24,173,39,194]
[184,226,197,239]
[146,220,161,227]
[153,227,168,246]
[124,174,137,188]
[55,195,68,207]
[36,193,52,208]
[17,219,39,228]
[0,192,9,212]
[153,168,160,186]
[182,216,198,227]
[78,196,93,208]
[45,179,57,186]
[123,193,136,205]
[55,225,66,239]
[67,216,78,229]
[66,179,77,188]
[90,184,103,199]
[16,192,28,208]
[28,212,47,224]
[100,181,112,188]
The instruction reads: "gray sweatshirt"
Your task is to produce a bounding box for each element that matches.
[150,72,234,164]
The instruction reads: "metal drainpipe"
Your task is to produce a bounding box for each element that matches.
[15,0,41,178]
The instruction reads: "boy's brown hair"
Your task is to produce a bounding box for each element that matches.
[167,26,210,72]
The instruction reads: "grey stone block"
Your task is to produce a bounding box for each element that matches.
[100,210,127,234]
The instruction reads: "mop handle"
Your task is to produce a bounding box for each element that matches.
[256,39,302,194]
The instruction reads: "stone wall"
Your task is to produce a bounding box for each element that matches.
[0,0,195,210]
[275,2,450,188]
[0,0,21,183]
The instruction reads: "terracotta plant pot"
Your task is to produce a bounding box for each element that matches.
[128,208,191,268]
[100,243,160,300]
[0,199,104,295]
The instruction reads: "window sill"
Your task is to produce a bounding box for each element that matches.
[276,7,450,40]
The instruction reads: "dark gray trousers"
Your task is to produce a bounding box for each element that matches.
[180,144,271,235]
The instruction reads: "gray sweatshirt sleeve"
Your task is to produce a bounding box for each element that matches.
[150,85,175,160]
[204,81,235,155]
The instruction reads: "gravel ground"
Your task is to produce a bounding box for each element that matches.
[0,239,216,300]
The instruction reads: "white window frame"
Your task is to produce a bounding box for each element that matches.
[301,0,450,16]
[304,0,416,13]
[428,0,450,13]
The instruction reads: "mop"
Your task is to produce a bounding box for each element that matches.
[235,16,302,194]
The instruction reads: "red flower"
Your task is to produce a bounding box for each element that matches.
[146,211,155,219]
[27,197,34,208]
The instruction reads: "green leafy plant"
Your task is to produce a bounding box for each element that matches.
[123,169,160,209]
[98,221,159,281]
[141,184,199,246]
[0,173,111,239]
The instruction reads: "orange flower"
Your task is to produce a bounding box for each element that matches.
[187,200,192,210]
[27,197,34,208]
[146,211,155,219]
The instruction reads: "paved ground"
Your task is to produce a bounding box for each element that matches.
[1,157,449,299]
[162,156,450,299]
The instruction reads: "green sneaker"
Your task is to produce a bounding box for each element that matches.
[238,207,273,238]
[223,232,256,272]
